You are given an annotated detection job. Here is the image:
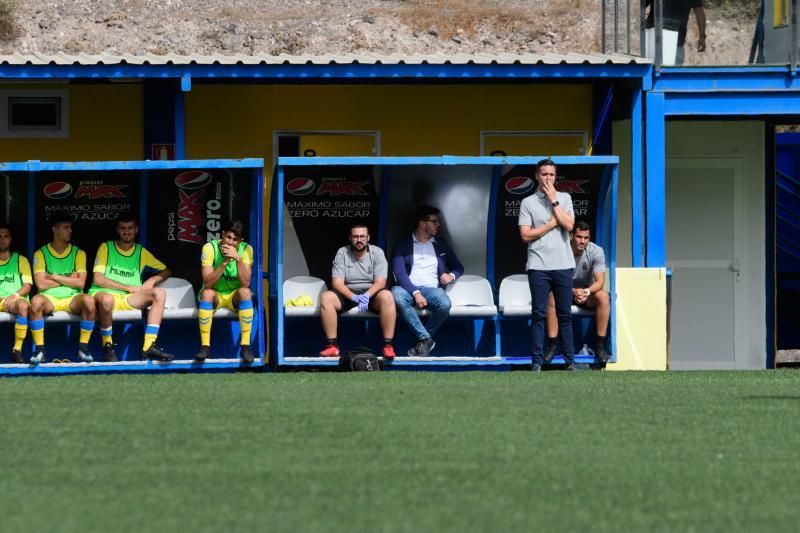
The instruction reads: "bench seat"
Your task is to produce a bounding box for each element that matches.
[283,274,498,318]
[0,278,239,323]
[498,274,596,317]
[499,304,596,317]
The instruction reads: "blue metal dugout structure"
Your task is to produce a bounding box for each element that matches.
[269,155,618,370]
[0,158,265,375]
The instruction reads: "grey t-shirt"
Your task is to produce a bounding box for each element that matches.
[518,190,576,271]
[331,245,388,293]
[573,241,606,288]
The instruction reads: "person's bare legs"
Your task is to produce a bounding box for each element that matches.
[582,290,611,363]
[319,290,343,356]
[127,288,171,360]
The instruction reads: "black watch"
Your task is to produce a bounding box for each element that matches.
[551,200,560,207]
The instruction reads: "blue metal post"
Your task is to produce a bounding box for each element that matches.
[631,86,644,267]
[174,90,186,160]
[275,166,285,366]
[645,92,666,267]
[766,126,776,368]
[253,166,266,362]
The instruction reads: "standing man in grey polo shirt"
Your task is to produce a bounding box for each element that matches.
[546,220,611,364]
[518,158,578,371]
[318,223,396,359]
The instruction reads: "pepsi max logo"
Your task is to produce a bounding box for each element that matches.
[174,171,213,190]
[504,176,534,195]
[287,178,315,196]
[43,182,73,199]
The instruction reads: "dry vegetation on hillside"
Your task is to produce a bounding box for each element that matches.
[0,0,758,65]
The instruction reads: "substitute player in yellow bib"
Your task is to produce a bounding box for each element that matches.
[0,224,32,364]
[89,214,173,362]
[194,220,255,363]
[29,214,96,364]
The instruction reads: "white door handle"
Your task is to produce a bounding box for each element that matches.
[731,258,741,273]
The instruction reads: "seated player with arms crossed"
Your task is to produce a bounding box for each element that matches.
[0,224,32,364]
[194,220,256,364]
[29,214,96,364]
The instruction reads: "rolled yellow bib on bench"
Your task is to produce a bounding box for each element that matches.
[285,294,314,307]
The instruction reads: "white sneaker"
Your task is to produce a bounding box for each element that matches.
[29,351,45,365]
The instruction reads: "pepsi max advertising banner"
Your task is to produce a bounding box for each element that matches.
[493,164,604,288]
[285,166,379,283]
[146,169,252,287]
[36,171,141,257]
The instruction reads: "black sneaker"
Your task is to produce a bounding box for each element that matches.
[543,342,558,364]
[103,343,118,362]
[595,343,610,364]
[240,346,255,364]
[143,345,174,362]
[417,337,436,356]
[407,338,436,356]
[194,345,210,363]
[10,349,23,364]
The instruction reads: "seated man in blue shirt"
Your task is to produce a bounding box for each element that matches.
[391,206,463,356]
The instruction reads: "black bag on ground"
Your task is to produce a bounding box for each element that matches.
[339,347,383,372]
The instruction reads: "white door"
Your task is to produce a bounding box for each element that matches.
[666,157,746,369]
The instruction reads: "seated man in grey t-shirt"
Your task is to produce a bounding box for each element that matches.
[546,220,611,363]
[318,223,396,359]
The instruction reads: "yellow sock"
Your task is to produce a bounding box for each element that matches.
[79,320,94,345]
[14,317,28,351]
[198,302,213,346]
[29,319,44,349]
[238,300,253,347]
[100,327,113,346]
[142,324,159,352]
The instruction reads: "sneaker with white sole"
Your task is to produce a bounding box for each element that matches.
[29,350,45,365]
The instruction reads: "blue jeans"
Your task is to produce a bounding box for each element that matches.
[391,286,451,341]
[528,269,575,366]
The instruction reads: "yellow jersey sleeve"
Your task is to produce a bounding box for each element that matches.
[32,249,45,274]
[74,249,87,273]
[140,248,167,272]
[18,255,32,285]
[93,243,109,273]
[242,244,254,265]
[200,243,215,267]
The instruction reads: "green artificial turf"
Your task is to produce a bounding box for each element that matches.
[2,371,800,532]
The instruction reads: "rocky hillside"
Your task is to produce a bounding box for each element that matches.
[3,0,759,65]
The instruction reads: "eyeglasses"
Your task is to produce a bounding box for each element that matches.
[350,235,369,240]
[424,219,441,225]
